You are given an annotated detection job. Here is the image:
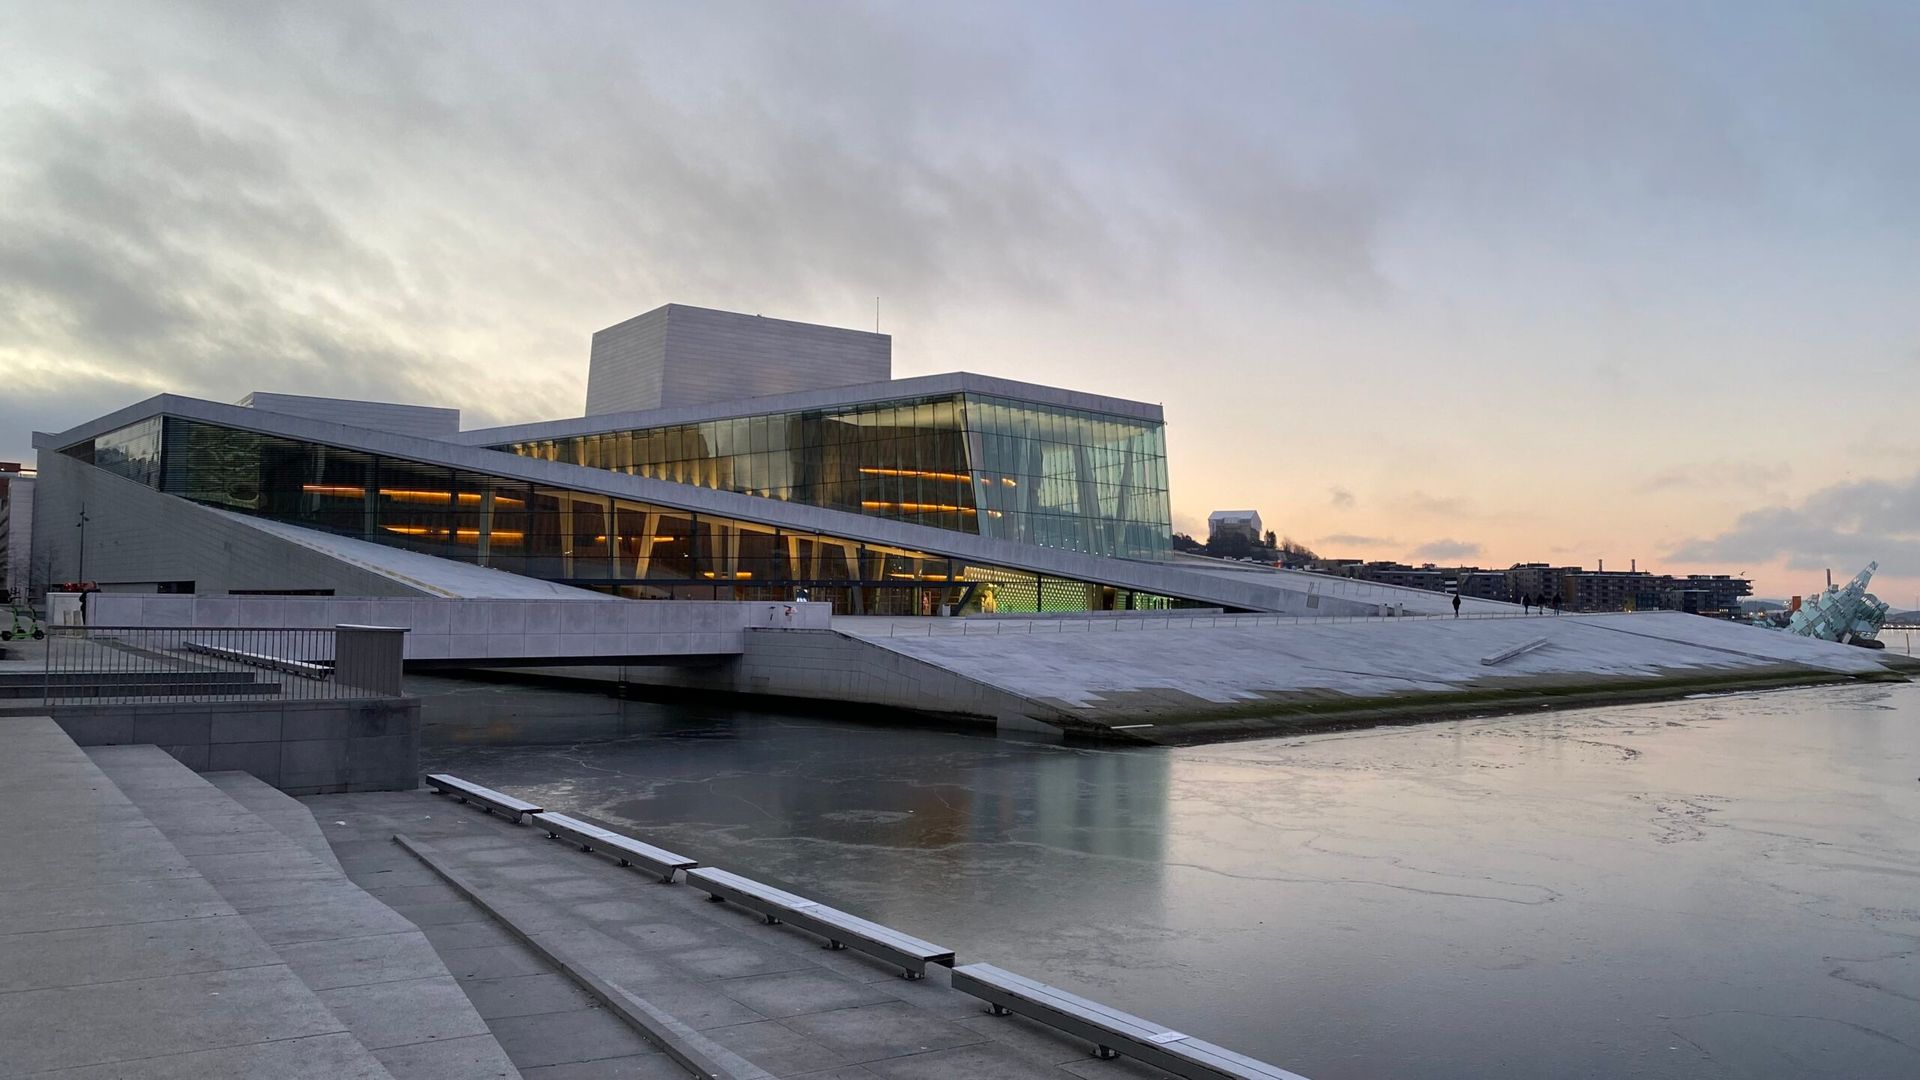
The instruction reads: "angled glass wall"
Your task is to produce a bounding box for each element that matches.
[61,418,1194,615]
[494,392,1172,560]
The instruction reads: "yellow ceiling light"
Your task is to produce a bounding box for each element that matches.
[858,467,972,483]
[860,501,976,514]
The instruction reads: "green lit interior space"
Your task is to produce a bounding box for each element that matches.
[63,416,1193,615]
[496,392,1172,561]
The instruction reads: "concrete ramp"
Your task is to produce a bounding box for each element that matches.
[837,612,1915,740]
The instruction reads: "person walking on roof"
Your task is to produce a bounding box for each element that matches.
[1452,593,1462,618]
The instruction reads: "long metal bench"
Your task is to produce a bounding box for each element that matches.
[424,774,543,824]
[531,811,699,883]
[684,867,954,980]
[951,963,1310,1079]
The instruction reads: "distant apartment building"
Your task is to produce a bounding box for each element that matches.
[0,464,32,602]
[1309,558,1750,616]
[1316,560,1446,592]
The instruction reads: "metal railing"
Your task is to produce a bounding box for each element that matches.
[39,626,362,703]
[876,608,1642,638]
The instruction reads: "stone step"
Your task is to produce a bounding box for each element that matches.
[0,716,395,1079]
[86,746,520,1080]
[207,769,346,873]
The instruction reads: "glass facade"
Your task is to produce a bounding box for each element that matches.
[496,392,1172,560]
[67,418,1192,615]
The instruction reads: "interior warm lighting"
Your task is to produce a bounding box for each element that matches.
[858,467,972,483]
[1001,477,1018,487]
[381,525,522,542]
[302,484,365,497]
[986,510,1004,518]
[734,571,753,579]
[860,501,976,514]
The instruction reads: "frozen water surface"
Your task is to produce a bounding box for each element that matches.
[416,675,1920,1079]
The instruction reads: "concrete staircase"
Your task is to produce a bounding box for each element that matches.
[206,769,347,873]
[84,745,520,1080]
[0,716,520,1079]
[0,717,392,1077]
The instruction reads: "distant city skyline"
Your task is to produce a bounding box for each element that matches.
[2,1,1915,602]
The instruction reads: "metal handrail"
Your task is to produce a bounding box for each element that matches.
[39,625,348,704]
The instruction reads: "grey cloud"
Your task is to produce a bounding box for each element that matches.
[1402,491,1471,516]
[1412,538,1483,561]
[0,94,451,399]
[1646,460,1792,491]
[1,0,1397,437]
[0,371,162,465]
[1666,470,1920,577]
[1328,486,1356,508]
[1320,532,1393,548]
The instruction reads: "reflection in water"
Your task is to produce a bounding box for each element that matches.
[416,673,1920,1080]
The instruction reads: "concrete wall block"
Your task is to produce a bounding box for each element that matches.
[142,596,195,624]
[486,603,527,634]
[345,700,413,738]
[283,597,331,628]
[281,705,352,742]
[158,744,211,771]
[446,634,488,660]
[207,741,282,785]
[132,712,211,747]
[280,739,351,789]
[326,600,372,627]
[409,600,453,636]
[410,634,449,660]
[209,709,282,744]
[279,782,348,797]
[589,602,628,634]
[483,634,527,658]
[523,602,563,635]
[197,597,239,627]
[51,711,136,745]
[346,734,418,786]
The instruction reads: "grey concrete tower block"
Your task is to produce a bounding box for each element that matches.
[585,303,891,415]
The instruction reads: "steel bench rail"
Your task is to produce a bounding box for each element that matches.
[684,867,954,980]
[424,773,543,824]
[531,811,699,883]
[951,963,1310,1080]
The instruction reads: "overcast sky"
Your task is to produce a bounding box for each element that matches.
[3,1,1916,603]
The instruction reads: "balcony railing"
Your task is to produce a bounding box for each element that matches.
[37,625,405,704]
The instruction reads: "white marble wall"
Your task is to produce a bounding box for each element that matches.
[85,595,833,661]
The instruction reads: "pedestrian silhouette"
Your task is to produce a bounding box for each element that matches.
[1521,594,1530,614]
[1452,593,1461,618]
